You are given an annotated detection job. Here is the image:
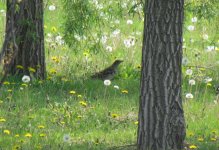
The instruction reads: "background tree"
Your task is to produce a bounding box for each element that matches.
[0,0,45,81]
[138,0,186,149]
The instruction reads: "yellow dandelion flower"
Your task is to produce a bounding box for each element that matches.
[4,129,10,135]
[77,94,82,98]
[51,26,57,32]
[69,90,76,94]
[136,64,141,69]
[3,81,10,85]
[16,65,24,69]
[38,80,43,84]
[28,67,36,73]
[49,69,57,74]
[37,125,45,129]
[211,130,217,134]
[25,133,32,138]
[197,137,204,142]
[199,68,205,71]
[134,121,139,125]
[216,47,219,51]
[7,89,13,92]
[0,118,6,122]
[122,90,128,94]
[111,113,119,118]
[13,145,20,150]
[60,121,65,124]
[83,52,89,57]
[47,76,52,80]
[207,83,212,87]
[39,133,46,137]
[79,101,87,107]
[44,25,47,29]
[15,134,20,137]
[28,116,35,119]
[77,115,82,119]
[0,100,3,104]
[188,131,194,137]
[210,137,217,141]
[21,83,28,87]
[189,145,197,149]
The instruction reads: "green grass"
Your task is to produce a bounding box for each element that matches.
[0,0,219,150]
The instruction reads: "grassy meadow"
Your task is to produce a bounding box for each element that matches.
[0,1,219,150]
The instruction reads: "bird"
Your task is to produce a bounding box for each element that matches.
[91,60,123,80]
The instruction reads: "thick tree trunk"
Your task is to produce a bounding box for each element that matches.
[1,0,45,79]
[137,0,186,150]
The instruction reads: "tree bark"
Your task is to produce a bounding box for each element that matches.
[137,0,186,150]
[1,0,45,79]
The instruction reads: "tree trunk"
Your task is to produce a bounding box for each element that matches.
[137,0,186,150]
[1,0,45,79]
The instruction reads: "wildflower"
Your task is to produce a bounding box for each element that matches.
[22,75,30,83]
[21,83,28,87]
[77,94,82,98]
[207,83,212,87]
[25,133,32,138]
[51,26,57,32]
[134,121,138,125]
[63,134,71,142]
[49,5,56,11]
[3,129,10,135]
[203,34,208,40]
[49,69,57,74]
[13,145,20,150]
[101,35,107,44]
[60,121,65,124]
[186,93,193,99]
[197,137,204,142]
[210,137,217,141]
[104,80,111,86]
[39,133,46,137]
[37,125,45,129]
[0,100,3,104]
[136,64,141,69]
[189,79,195,85]
[127,19,133,25]
[111,113,119,118]
[206,46,215,52]
[0,118,6,122]
[187,25,195,31]
[83,52,89,57]
[28,67,36,73]
[106,46,113,52]
[112,29,120,37]
[7,89,13,92]
[122,90,128,94]
[79,101,87,107]
[204,77,212,83]
[3,81,10,85]
[44,25,47,29]
[185,69,193,76]
[182,57,189,66]
[77,115,82,119]
[16,65,24,69]
[69,90,76,94]
[113,85,119,89]
[188,132,194,137]
[191,17,197,23]
[189,145,197,149]
[15,134,20,137]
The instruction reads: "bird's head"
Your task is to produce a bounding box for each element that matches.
[112,60,123,66]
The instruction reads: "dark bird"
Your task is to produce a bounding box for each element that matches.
[91,60,123,80]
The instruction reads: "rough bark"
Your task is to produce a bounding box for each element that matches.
[137,0,186,150]
[0,0,45,79]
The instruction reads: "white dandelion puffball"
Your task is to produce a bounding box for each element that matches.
[63,134,71,142]
[22,75,30,83]
[204,77,212,83]
[106,46,113,52]
[186,69,193,76]
[189,79,195,85]
[113,85,119,89]
[127,19,133,25]
[186,93,193,99]
[49,5,56,11]
[187,25,195,31]
[104,80,111,86]
[203,34,208,40]
[191,17,197,23]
